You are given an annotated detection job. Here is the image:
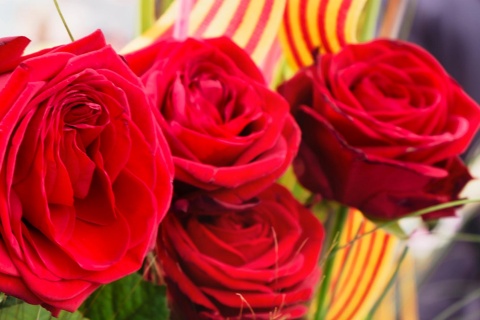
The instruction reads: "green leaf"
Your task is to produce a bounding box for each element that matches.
[0,295,23,309]
[0,302,86,320]
[80,273,169,320]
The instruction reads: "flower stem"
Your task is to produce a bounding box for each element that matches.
[314,204,349,320]
[433,286,480,320]
[337,197,480,250]
[53,0,74,41]
[139,0,156,34]
[365,245,409,319]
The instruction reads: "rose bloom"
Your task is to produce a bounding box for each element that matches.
[0,31,173,314]
[279,39,480,220]
[157,184,324,320]
[125,37,300,203]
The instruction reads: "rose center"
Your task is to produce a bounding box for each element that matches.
[64,102,102,128]
[199,211,258,229]
[194,78,225,108]
[58,87,110,149]
[62,90,106,129]
[189,75,236,123]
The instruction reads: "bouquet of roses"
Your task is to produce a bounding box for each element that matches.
[1,0,479,319]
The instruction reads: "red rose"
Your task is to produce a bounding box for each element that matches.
[125,37,300,203]
[279,39,480,220]
[0,31,173,314]
[158,184,324,320]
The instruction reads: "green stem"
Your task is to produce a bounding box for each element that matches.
[53,0,74,41]
[314,205,349,320]
[337,198,480,250]
[449,232,480,243]
[360,0,382,42]
[433,286,480,320]
[365,245,409,320]
[327,221,364,310]
[139,0,156,34]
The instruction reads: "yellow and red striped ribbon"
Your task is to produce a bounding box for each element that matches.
[322,209,418,320]
[122,0,287,76]
[373,250,418,320]
[279,0,368,70]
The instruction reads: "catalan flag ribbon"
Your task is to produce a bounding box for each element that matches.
[123,0,287,74]
[279,0,368,70]
[323,210,418,320]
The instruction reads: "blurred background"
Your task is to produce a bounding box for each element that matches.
[0,0,138,51]
[407,1,480,319]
